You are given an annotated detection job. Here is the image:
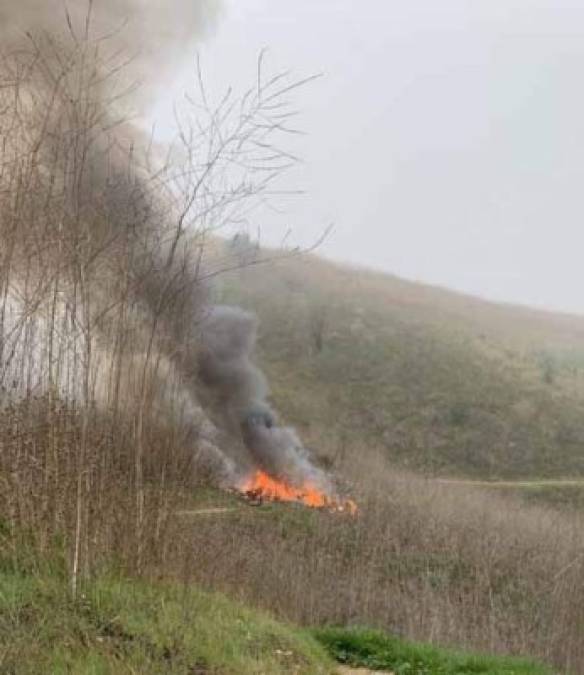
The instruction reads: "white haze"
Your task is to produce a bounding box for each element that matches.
[0,0,220,112]
[0,0,337,490]
[150,0,584,317]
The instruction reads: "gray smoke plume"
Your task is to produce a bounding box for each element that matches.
[0,0,222,252]
[0,1,332,495]
[199,306,332,491]
[0,0,220,110]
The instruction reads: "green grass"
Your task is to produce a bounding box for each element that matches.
[314,628,552,675]
[0,535,555,675]
[0,562,334,674]
[0,554,553,675]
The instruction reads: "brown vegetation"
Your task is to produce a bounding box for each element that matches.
[2,16,584,675]
[167,447,584,674]
[4,402,584,672]
[219,252,584,481]
[0,20,310,590]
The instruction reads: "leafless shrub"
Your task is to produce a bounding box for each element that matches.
[170,446,584,673]
[3,14,581,675]
[0,24,310,590]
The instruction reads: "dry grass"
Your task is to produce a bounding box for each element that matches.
[217,252,584,480]
[0,23,305,587]
[4,408,582,672]
[167,448,584,673]
[0,396,199,575]
[1,17,583,675]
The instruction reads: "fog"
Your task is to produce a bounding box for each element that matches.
[152,1,584,315]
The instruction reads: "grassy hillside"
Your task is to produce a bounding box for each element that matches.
[171,473,584,674]
[0,548,552,675]
[0,30,575,675]
[4,246,584,674]
[217,248,584,479]
[0,555,333,674]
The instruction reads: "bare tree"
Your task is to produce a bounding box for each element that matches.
[0,22,316,588]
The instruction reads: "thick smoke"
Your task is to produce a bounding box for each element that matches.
[0,1,332,495]
[199,306,331,491]
[0,0,220,109]
[0,0,222,262]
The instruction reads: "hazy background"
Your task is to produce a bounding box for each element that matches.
[151,0,584,316]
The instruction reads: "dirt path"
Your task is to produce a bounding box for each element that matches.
[174,507,238,516]
[173,478,584,521]
[435,478,584,489]
[337,667,394,675]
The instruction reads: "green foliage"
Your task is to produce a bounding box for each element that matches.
[314,628,551,675]
[0,522,69,580]
[0,563,333,674]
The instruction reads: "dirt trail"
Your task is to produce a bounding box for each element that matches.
[173,478,584,521]
[435,478,584,489]
[174,507,238,516]
[337,667,394,675]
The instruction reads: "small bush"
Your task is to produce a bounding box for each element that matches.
[314,627,551,675]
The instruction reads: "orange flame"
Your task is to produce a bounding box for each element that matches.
[239,470,357,514]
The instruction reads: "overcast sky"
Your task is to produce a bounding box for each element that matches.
[152,1,584,315]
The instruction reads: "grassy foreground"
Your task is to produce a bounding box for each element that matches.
[314,628,552,675]
[0,556,552,674]
[0,563,333,674]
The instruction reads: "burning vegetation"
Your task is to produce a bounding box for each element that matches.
[199,305,354,510]
[238,470,358,514]
[0,0,357,601]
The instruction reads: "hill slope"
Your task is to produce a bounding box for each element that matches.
[0,560,333,674]
[0,549,552,675]
[217,247,584,479]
